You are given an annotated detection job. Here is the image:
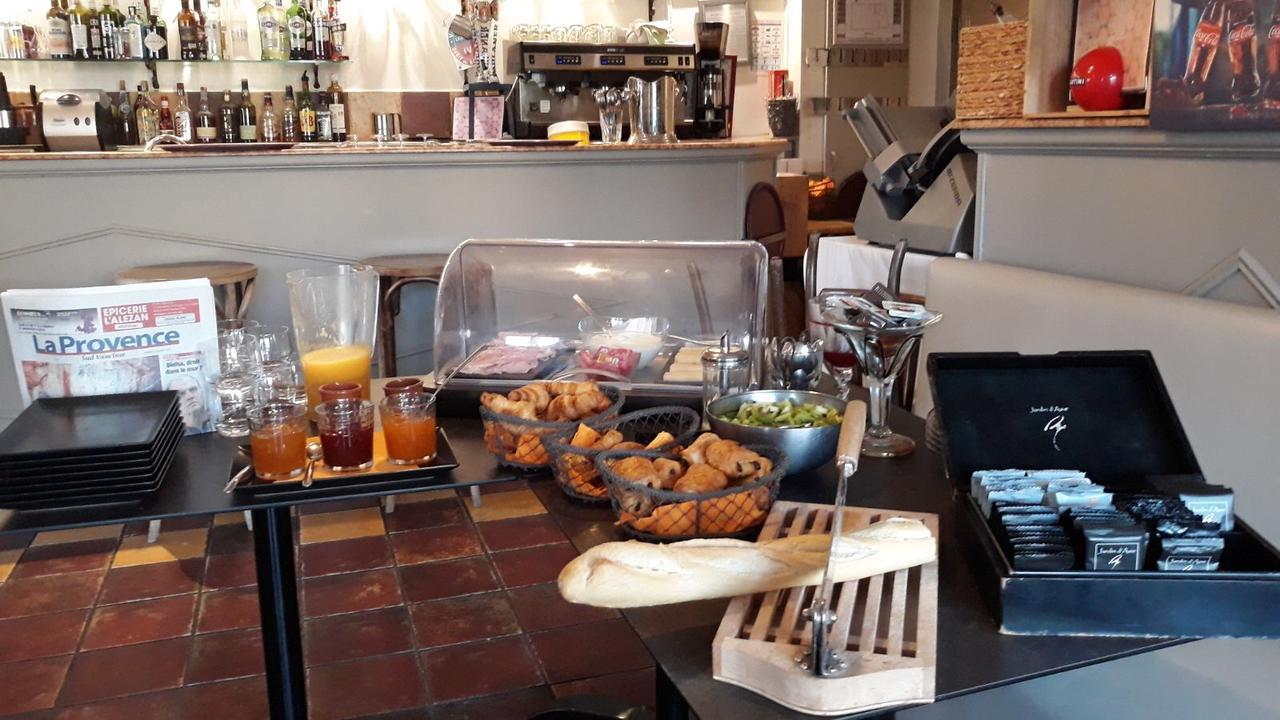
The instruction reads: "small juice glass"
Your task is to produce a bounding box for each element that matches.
[316,399,375,471]
[248,403,308,482]
[380,393,438,465]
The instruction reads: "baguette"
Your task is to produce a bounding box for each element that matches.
[558,517,935,609]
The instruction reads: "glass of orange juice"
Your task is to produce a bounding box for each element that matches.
[379,393,438,465]
[287,265,379,414]
[248,403,309,481]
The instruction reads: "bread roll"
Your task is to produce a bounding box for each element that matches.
[558,517,935,609]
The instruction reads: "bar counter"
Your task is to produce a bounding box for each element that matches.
[0,138,785,425]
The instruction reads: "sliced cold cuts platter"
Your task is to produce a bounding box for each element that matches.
[452,339,570,381]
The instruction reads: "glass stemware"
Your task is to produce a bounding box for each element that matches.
[807,299,857,399]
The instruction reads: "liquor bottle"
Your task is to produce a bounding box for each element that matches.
[158,96,175,133]
[116,80,137,145]
[1226,0,1261,102]
[227,0,251,59]
[260,92,279,141]
[285,0,308,60]
[326,75,345,141]
[99,1,119,59]
[136,82,160,143]
[280,84,300,141]
[1265,9,1280,109]
[237,79,257,141]
[173,83,193,140]
[312,0,330,61]
[86,0,104,60]
[316,91,332,141]
[46,0,72,59]
[69,0,91,59]
[328,0,344,60]
[1184,0,1226,105]
[120,4,142,58]
[218,89,237,142]
[144,13,168,60]
[257,0,286,60]
[303,0,315,58]
[195,86,217,142]
[193,0,208,59]
[178,0,200,59]
[298,80,316,141]
[203,0,224,60]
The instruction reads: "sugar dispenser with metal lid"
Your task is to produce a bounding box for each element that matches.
[701,333,751,422]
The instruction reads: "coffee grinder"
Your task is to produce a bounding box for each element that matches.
[694,21,730,139]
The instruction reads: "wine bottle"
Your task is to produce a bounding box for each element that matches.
[260,92,279,142]
[237,79,257,142]
[281,84,300,142]
[218,89,237,142]
[326,75,345,141]
[195,87,217,143]
[46,0,72,60]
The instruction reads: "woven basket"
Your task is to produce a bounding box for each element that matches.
[597,445,788,542]
[479,385,625,471]
[956,20,1029,120]
[544,406,702,503]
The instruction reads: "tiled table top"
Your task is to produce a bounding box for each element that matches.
[0,476,653,720]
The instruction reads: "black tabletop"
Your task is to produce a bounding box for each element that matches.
[0,421,517,536]
[614,408,1187,720]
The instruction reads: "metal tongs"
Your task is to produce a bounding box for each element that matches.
[800,400,868,677]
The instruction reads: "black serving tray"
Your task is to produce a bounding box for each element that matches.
[930,351,1280,638]
[0,410,184,485]
[0,392,179,466]
[0,436,180,510]
[231,429,460,497]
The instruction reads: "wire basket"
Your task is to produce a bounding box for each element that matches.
[544,406,703,503]
[479,384,625,471]
[596,445,789,542]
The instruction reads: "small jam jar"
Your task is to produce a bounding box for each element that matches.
[379,392,438,465]
[315,398,375,471]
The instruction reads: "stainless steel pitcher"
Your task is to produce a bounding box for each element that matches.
[628,75,680,144]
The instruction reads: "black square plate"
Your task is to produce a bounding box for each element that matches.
[0,392,179,465]
[0,417,185,491]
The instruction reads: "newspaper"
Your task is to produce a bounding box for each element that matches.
[1,279,221,434]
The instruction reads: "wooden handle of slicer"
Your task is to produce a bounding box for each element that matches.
[837,401,868,472]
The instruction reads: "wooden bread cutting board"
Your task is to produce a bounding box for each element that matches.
[712,501,939,716]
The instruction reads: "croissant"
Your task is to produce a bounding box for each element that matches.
[610,456,661,487]
[546,381,600,396]
[674,464,729,494]
[653,458,685,490]
[680,433,721,466]
[481,393,538,421]
[547,392,612,422]
[509,384,552,413]
[706,440,772,481]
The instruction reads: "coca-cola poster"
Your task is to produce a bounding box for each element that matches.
[1152,0,1280,129]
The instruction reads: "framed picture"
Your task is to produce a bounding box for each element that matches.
[1151,0,1280,130]
[1073,0,1158,92]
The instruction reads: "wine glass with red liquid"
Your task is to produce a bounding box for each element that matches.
[807,298,859,399]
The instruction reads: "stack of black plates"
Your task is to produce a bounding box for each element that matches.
[0,392,184,509]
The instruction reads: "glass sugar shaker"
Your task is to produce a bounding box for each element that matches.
[701,333,751,423]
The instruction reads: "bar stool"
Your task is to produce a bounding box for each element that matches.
[115,261,259,538]
[115,261,258,321]
[361,254,450,378]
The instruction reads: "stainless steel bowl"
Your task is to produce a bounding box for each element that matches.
[706,390,847,474]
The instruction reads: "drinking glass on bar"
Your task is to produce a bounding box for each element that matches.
[287,265,379,415]
[380,392,438,465]
[316,398,375,471]
[252,358,307,409]
[246,324,294,364]
[214,335,254,438]
[248,402,308,482]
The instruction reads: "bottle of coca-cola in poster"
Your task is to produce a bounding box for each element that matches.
[1264,8,1280,109]
[1184,0,1226,105]
[1226,0,1261,102]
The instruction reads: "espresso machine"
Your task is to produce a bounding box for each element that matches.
[694,22,731,139]
[37,90,117,152]
[507,42,696,139]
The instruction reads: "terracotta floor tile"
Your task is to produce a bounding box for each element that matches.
[58,638,189,705]
[397,489,457,504]
[421,635,543,703]
[52,688,185,720]
[384,498,467,533]
[0,572,105,619]
[477,515,568,552]
[0,610,88,663]
[0,548,22,583]
[427,686,555,720]
[299,508,387,545]
[397,557,499,604]
[551,667,657,710]
[82,594,197,650]
[98,559,203,605]
[308,654,426,720]
[203,552,257,590]
[0,656,72,715]
[206,523,255,556]
[212,512,249,527]
[507,582,619,632]
[531,619,653,684]
[185,629,265,684]
[409,591,520,649]
[300,536,393,578]
[123,515,210,536]
[390,524,483,566]
[197,587,260,633]
[0,533,33,552]
[477,479,531,495]
[112,529,208,568]
[304,607,414,666]
[180,675,268,720]
[302,568,401,618]
[30,526,122,548]
[466,489,546,523]
[296,498,380,516]
[11,540,115,580]
[492,543,580,588]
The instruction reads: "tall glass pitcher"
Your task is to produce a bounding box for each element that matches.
[287,264,379,414]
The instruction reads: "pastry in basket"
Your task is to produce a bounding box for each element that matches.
[680,432,722,465]
[508,383,551,413]
[480,393,538,421]
[480,381,616,467]
[706,439,773,481]
[673,464,729,494]
[547,391,613,422]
